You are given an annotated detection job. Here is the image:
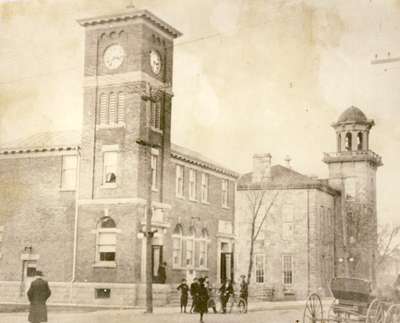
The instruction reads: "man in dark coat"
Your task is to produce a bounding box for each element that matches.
[177,278,189,313]
[157,262,167,284]
[219,279,234,313]
[190,277,199,313]
[197,278,208,323]
[239,275,249,313]
[27,271,51,323]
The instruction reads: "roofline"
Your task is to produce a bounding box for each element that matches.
[77,9,182,39]
[0,145,80,156]
[171,150,239,179]
[237,182,340,196]
[332,119,375,128]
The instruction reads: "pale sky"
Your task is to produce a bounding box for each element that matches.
[0,0,399,224]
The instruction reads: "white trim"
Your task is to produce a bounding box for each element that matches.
[84,71,173,95]
[173,159,235,181]
[78,198,171,209]
[151,127,163,134]
[101,145,120,152]
[151,148,159,155]
[20,254,40,261]
[93,262,117,268]
[96,123,126,130]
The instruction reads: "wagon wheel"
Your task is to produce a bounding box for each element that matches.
[384,304,400,323]
[366,299,385,323]
[303,293,324,323]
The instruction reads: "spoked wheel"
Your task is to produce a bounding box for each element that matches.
[303,293,324,323]
[366,299,385,323]
[384,304,400,323]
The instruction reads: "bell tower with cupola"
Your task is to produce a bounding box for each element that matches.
[323,106,383,282]
[77,8,182,201]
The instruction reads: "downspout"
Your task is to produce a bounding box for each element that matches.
[70,147,81,302]
[306,189,310,295]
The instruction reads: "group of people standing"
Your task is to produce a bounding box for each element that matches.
[177,275,249,323]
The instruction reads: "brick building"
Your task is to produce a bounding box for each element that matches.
[0,8,238,307]
[235,106,382,300]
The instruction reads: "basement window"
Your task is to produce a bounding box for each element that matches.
[95,288,111,299]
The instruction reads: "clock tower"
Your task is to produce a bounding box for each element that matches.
[323,107,383,282]
[77,9,182,201]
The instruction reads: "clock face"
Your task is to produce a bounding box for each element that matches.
[103,44,125,70]
[149,50,162,75]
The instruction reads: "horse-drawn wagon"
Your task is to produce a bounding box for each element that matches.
[303,277,400,323]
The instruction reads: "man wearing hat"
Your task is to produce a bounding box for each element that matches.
[239,274,249,313]
[27,270,51,323]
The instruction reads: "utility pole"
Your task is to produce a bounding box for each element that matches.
[137,82,169,313]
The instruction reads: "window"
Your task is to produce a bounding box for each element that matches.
[151,152,158,190]
[98,92,125,126]
[97,217,117,263]
[199,229,209,268]
[201,173,209,203]
[99,93,107,124]
[27,265,37,277]
[221,179,228,207]
[357,132,363,151]
[255,254,265,283]
[189,169,196,200]
[61,155,77,190]
[108,92,117,124]
[176,165,184,197]
[172,224,183,268]
[117,92,125,123]
[95,288,111,299]
[150,101,161,129]
[185,227,195,267]
[345,132,352,151]
[103,151,118,185]
[282,255,293,285]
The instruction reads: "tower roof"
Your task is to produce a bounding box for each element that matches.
[337,106,368,123]
[77,9,182,39]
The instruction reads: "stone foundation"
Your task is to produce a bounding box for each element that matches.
[0,281,172,307]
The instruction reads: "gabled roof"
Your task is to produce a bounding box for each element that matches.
[238,164,339,196]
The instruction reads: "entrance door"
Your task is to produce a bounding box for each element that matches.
[152,245,163,283]
[22,260,37,293]
[220,252,233,283]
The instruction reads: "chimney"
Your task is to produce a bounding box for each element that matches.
[252,153,272,182]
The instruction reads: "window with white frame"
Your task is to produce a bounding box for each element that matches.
[97,217,117,263]
[185,228,195,267]
[189,169,197,200]
[201,173,209,203]
[221,179,228,207]
[172,224,183,268]
[61,155,77,190]
[282,255,293,285]
[199,228,208,268]
[103,151,118,185]
[151,151,158,190]
[176,165,184,197]
[255,254,265,283]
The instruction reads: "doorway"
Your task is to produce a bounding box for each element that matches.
[220,242,233,283]
[151,245,163,283]
[21,260,37,294]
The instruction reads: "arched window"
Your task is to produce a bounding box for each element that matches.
[185,226,195,267]
[99,93,107,124]
[108,92,117,124]
[345,132,352,151]
[117,92,125,123]
[199,228,209,268]
[337,133,342,152]
[357,132,363,151]
[172,224,183,268]
[96,217,117,263]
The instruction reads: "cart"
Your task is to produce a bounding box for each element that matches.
[303,277,400,323]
